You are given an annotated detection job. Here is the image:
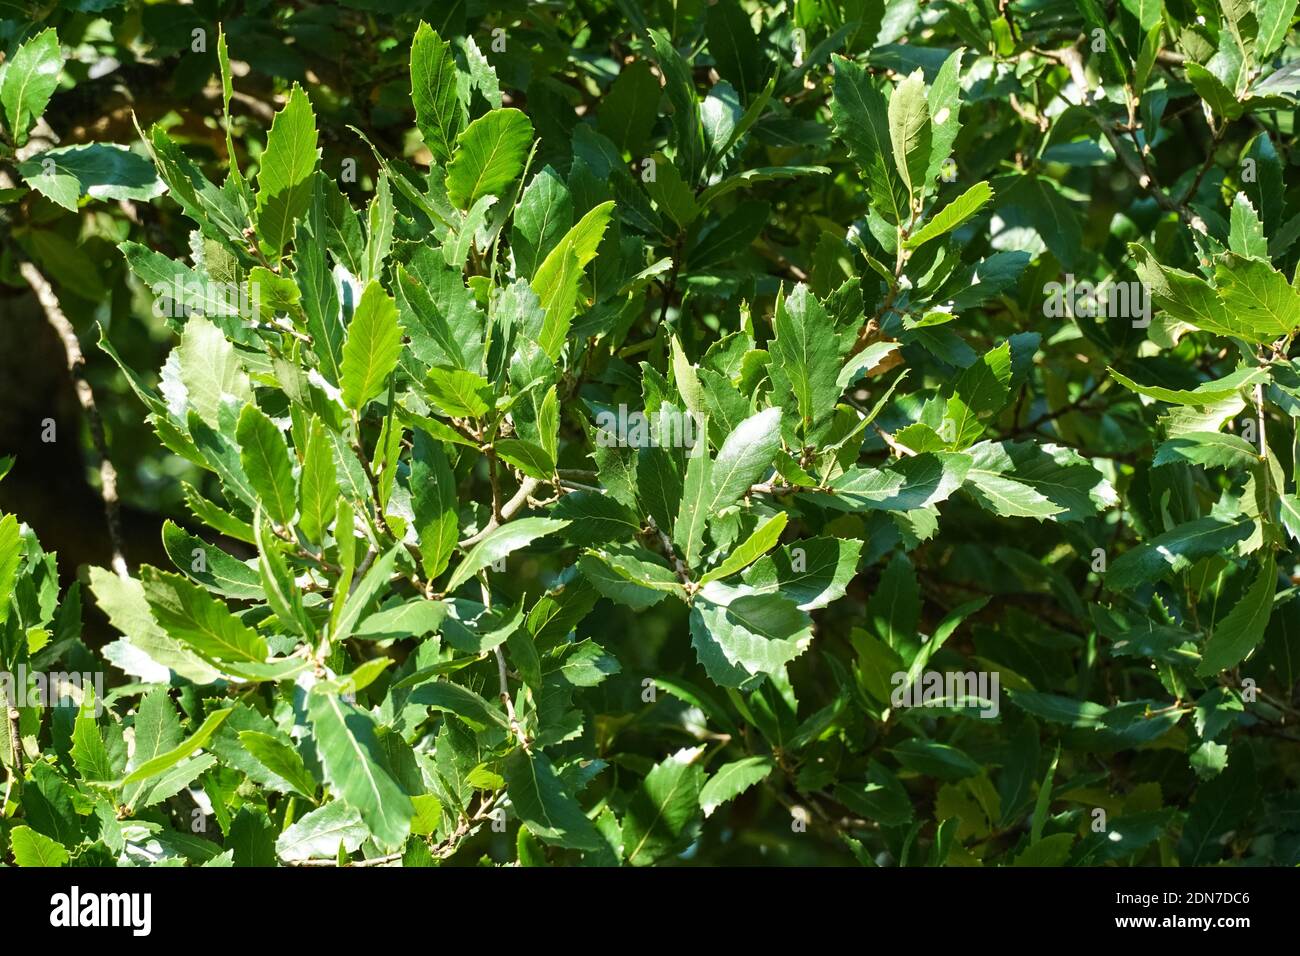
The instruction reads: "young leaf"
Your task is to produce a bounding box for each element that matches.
[340,281,403,412]
[445,108,533,209]
[410,22,463,166]
[236,404,297,527]
[0,28,62,145]
[298,416,339,544]
[888,70,931,204]
[254,83,319,259]
[700,756,775,817]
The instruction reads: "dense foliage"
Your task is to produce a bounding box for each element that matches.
[1,0,1300,868]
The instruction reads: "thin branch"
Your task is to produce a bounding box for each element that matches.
[646,515,692,587]
[19,261,128,577]
[1,683,22,779]
[1050,44,1207,235]
[288,850,404,868]
[1255,379,1267,458]
[481,577,528,749]
[458,476,541,548]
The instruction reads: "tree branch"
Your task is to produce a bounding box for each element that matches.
[18,261,128,577]
[458,476,541,548]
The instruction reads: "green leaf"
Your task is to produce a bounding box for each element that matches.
[1257,0,1299,57]
[0,28,61,145]
[254,84,319,258]
[0,514,19,624]
[673,440,713,568]
[646,30,705,185]
[705,0,766,101]
[1153,432,1260,470]
[307,692,413,852]
[236,404,297,527]
[699,756,773,817]
[122,707,233,784]
[410,22,464,165]
[140,566,268,665]
[1179,747,1256,864]
[411,431,459,580]
[503,749,604,851]
[1002,173,1081,268]
[741,536,862,610]
[833,760,913,827]
[533,200,615,360]
[1214,254,1300,340]
[924,49,964,184]
[355,599,446,641]
[700,511,787,583]
[254,516,310,639]
[69,686,113,782]
[89,568,220,684]
[1197,554,1277,676]
[892,739,981,781]
[623,747,705,866]
[1186,62,1242,120]
[865,550,920,652]
[176,315,252,429]
[597,59,660,157]
[9,825,68,867]
[239,731,318,799]
[275,800,368,862]
[823,452,972,512]
[708,407,782,511]
[412,680,510,731]
[161,520,261,600]
[1229,192,1269,260]
[426,366,492,418]
[646,154,701,228]
[512,166,573,281]
[332,545,400,644]
[697,165,829,207]
[446,517,570,592]
[365,173,395,282]
[1108,516,1255,590]
[121,688,182,802]
[1130,244,1254,341]
[1107,365,1267,405]
[945,341,1012,448]
[905,180,991,250]
[690,585,814,686]
[1118,0,1162,31]
[340,280,403,411]
[1013,833,1074,866]
[1280,495,1300,544]
[770,284,840,435]
[445,108,533,209]
[831,55,907,223]
[888,70,931,203]
[298,416,339,544]
[963,441,1115,521]
[495,438,555,481]
[19,143,165,213]
[578,548,685,610]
